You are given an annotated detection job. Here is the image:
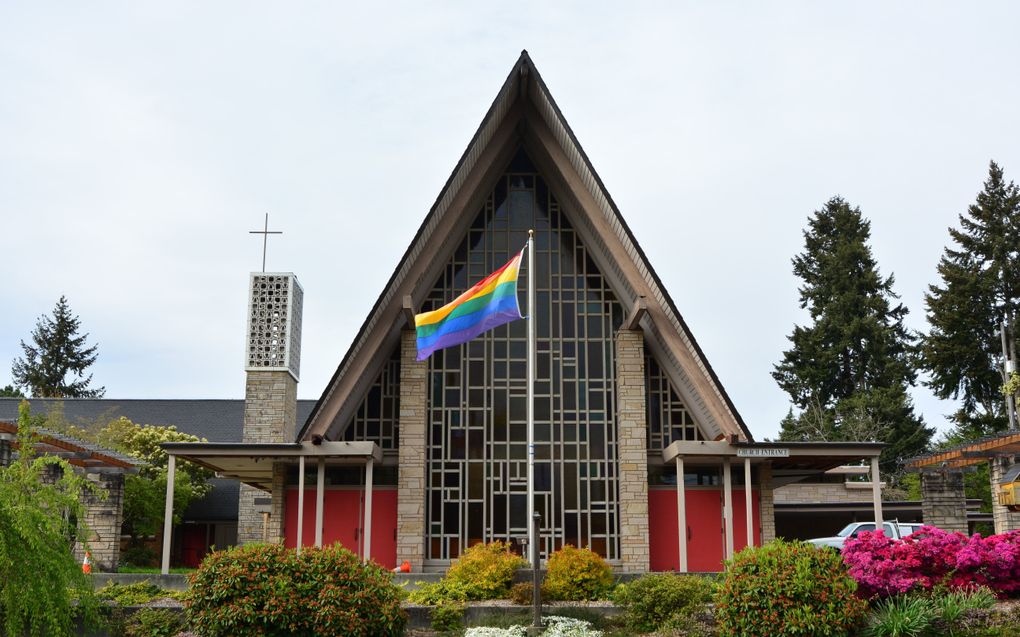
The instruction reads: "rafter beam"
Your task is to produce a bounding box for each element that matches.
[623,297,648,330]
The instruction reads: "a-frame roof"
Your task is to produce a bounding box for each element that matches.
[300,51,752,443]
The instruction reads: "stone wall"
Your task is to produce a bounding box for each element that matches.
[396,330,426,570]
[991,456,1020,534]
[615,330,649,573]
[0,439,10,467]
[774,481,881,504]
[921,470,968,533]
[237,370,298,545]
[759,464,776,543]
[75,472,125,572]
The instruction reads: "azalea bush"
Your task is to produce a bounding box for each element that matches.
[843,526,1020,598]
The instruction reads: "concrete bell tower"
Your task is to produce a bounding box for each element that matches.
[237,272,303,544]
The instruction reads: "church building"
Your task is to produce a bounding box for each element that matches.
[162,51,885,574]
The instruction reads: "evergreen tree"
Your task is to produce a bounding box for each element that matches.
[0,385,23,398]
[772,196,932,471]
[920,161,1020,436]
[10,296,105,398]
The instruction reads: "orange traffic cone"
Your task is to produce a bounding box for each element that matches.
[82,551,92,574]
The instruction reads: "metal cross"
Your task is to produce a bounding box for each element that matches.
[249,213,283,272]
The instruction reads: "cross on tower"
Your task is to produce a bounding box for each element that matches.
[249,213,283,272]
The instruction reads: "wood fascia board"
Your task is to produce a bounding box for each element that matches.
[520,102,738,441]
[303,105,524,441]
[905,432,1020,469]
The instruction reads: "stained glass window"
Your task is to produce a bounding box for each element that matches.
[424,149,624,562]
[645,352,705,452]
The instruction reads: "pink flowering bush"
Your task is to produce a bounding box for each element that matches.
[842,526,1020,598]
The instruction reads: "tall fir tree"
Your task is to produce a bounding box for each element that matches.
[921,161,1020,436]
[773,196,932,472]
[10,296,105,398]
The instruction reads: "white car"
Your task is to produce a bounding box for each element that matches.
[806,521,923,550]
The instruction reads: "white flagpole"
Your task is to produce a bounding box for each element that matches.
[526,229,536,564]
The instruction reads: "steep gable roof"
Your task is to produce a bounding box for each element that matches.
[301,51,752,443]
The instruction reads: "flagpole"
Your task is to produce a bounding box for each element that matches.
[526,229,536,565]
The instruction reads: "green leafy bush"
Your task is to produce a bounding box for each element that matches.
[444,541,526,600]
[715,539,868,637]
[611,573,715,632]
[542,545,613,601]
[98,581,182,606]
[187,542,406,637]
[124,608,186,637]
[407,579,470,605]
[430,602,465,632]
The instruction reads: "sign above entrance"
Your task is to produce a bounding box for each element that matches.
[736,447,790,458]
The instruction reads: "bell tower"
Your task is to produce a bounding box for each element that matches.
[237,272,303,544]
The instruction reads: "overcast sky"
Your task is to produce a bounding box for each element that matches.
[2,2,1019,441]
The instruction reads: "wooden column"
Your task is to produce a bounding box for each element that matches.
[871,457,884,527]
[363,458,374,562]
[315,457,325,547]
[723,457,734,560]
[744,458,753,548]
[161,455,176,574]
[676,456,687,572]
[296,455,305,554]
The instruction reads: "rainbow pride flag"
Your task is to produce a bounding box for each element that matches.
[414,249,525,361]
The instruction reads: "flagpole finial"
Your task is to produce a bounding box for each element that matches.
[528,229,534,238]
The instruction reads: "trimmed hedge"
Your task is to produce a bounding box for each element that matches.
[187,543,405,637]
[543,545,613,601]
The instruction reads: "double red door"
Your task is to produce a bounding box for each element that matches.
[283,488,397,569]
[648,488,760,572]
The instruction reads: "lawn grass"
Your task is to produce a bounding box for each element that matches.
[116,566,195,574]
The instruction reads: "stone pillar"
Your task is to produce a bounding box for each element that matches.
[237,370,298,544]
[397,330,427,570]
[991,456,1020,534]
[0,438,10,467]
[759,463,776,543]
[75,472,125,572]
[921,470,968,533]
[615,330,649,573]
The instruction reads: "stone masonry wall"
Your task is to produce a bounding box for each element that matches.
[238,370,298,545]
[396,330,426,570]
[0,439,10,467]
[991,456,1020,534]
[759,464,776,543]
[774,482,880,504]
[74,472,125,572]
[921,470,968,533]
[615,330,649,573]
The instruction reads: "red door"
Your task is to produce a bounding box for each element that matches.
[686,489,725,572]
[284,487,398,569]
[648,488,726,572]
[180,524,210,568]
[732,489,761,552]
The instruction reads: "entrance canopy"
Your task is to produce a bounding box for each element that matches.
[662,439,885,486]
[162,440,381,490]
[904,431,1020,470]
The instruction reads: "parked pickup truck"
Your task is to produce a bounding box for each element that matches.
[806,521,925,550]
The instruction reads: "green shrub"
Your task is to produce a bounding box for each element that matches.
[407,580,470,605]
[445,541,527,600]
[542,545,613,601]
[124,608,186,637]
[863,596,934,637]
[430,602,465,632]
[120,545,159,568]
[97,581,180,606]
[611,573,715,632]
[714,539,868,637]
[187,542,406,637]
[930,586,996,626]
